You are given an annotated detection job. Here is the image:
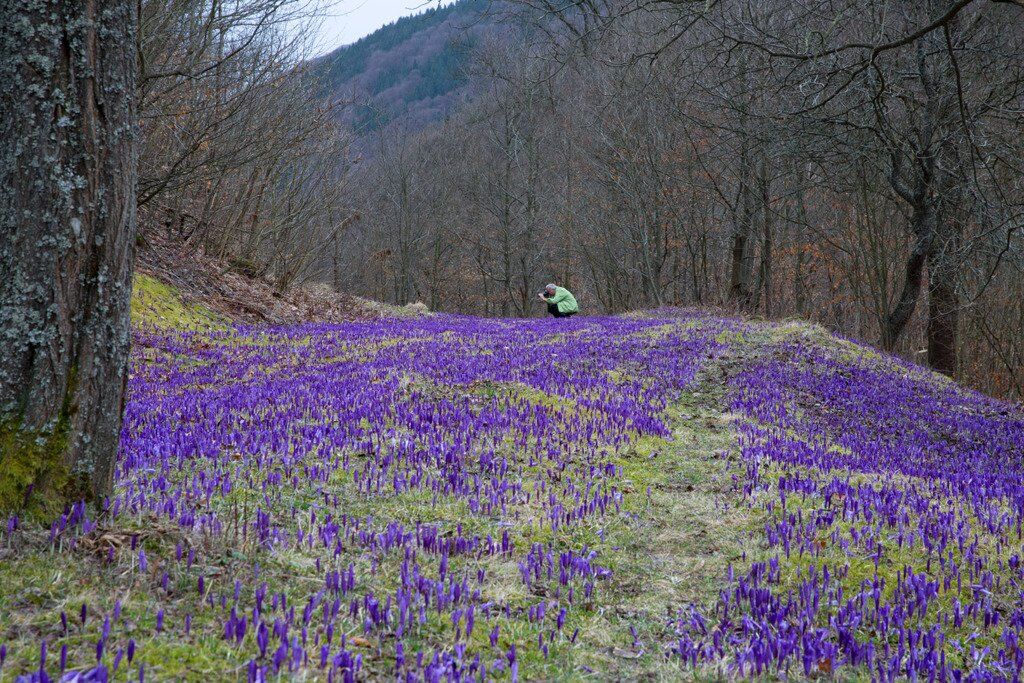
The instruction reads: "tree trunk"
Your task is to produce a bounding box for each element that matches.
[756,158,773,317]
[926,233,960,376]
[729,213,754,309]
[729,152,757,311]
[881,201,937,351]
[792,162,811,317]
[0,0,138,512]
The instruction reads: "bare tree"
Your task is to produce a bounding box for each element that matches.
[137,0,357,293]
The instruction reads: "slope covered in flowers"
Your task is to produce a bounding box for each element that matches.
[1,313,1023,681]
[672,334,1024,680]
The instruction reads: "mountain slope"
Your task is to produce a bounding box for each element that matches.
[313,0,501,136]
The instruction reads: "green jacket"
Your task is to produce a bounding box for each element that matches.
[547,286,579,314]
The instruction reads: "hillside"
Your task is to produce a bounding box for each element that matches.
[313,0,501,139]
[131,237,429,329]
[2,294,1024,679]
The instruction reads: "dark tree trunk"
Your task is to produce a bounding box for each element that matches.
[0,0,138,512]
[729,137,762,313]
[729,189,755,310]
[728,53,758,313]
[926,233,960,376]
[792,162,810,318]
[881,201,937,351]
[756,158,773,317]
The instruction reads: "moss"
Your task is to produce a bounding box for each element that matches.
[467,380,576,412]
[131,273,225,331]
[0,365,79,516]
[0,421,70,515]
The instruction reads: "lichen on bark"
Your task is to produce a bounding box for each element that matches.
[1,0,138,512]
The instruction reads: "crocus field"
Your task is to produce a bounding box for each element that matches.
[3,311,1024,681]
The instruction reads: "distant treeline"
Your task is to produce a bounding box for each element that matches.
[316,0,484,135]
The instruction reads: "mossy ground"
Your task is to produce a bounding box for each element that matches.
[0,365,81,517]
[0,421,70,518]
[131,273,225,331]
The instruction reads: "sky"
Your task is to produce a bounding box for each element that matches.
[308,0,453,56]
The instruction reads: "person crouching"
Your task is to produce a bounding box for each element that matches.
[538,283,579,318]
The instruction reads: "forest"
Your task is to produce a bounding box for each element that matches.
[8,0,1015,395]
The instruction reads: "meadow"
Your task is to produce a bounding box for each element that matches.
[2,308,1024,681]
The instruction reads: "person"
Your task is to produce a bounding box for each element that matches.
[538,283,579,318]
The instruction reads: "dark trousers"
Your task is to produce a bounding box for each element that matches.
[547,303,575,318]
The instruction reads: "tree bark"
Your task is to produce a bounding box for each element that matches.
[728,139,757,311]
[728,190,755,310]
[0,0,138,512]
[926,231,960,376]
[881,201,937,351]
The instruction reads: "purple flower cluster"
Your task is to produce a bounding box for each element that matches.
[10,314,1019,680]
[5,314,722,681]
[670,339,1024,681]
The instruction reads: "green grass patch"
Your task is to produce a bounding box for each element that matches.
[131,273,225,331]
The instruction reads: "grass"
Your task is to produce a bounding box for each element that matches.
[131,273,225,331]
[3,307,990,680]
[573,388,762,680]
[2,314,767,680]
